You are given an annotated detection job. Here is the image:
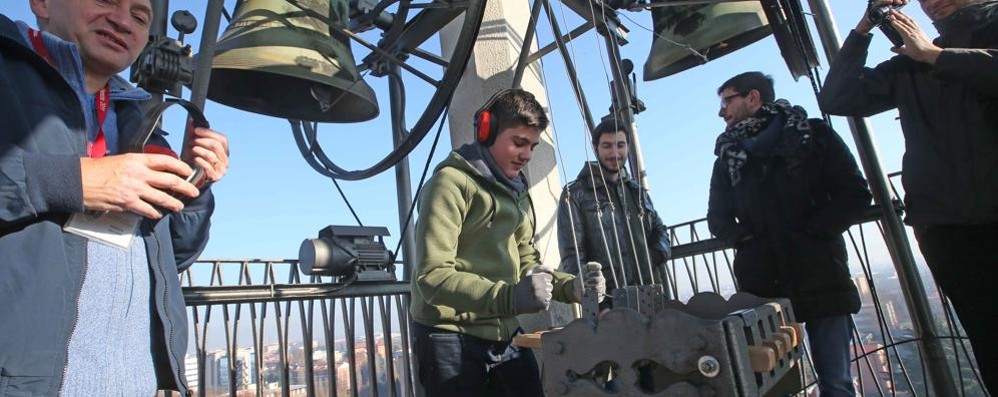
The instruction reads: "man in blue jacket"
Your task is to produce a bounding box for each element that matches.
[0,0,229,395]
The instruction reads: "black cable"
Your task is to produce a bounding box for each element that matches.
[331,177,365,227]
[289,119,365,226]
[304,121,351,175]
[392,105,450,259]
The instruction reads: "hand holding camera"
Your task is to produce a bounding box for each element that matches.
[863,0,907,46]
[857,0,943,64]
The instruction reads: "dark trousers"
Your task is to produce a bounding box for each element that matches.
[412,322,544,397]
[914,223,998,394]
[805,315,855,397]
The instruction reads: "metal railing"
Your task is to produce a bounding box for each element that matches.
[177,260,413,397]
[174,171,988,397]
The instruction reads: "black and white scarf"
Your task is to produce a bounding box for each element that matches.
[714,99,813,186]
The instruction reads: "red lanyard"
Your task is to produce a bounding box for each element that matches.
[28,28,110,158]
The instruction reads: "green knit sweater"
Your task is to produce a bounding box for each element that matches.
[410,150,576,341]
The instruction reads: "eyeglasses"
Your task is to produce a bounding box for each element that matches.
[720,92,748,108]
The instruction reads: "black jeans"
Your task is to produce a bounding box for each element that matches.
[412,322,544,397]
[914,223,998,394]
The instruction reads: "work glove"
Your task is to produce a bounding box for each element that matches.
[571,262,606,303]
[512,270,554,314]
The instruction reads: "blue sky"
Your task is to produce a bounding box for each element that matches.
[4,0,931,266]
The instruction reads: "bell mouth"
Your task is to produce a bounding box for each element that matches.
[202,0,379,122]
[643,2,771,81]
[206,46,379,122]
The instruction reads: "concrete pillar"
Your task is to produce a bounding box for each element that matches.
[440,0,575,333]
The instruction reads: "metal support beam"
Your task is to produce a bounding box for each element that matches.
[555,0,628,44]
[603,23,672,298]
[806,0,958,394]
[389,68,417,283]
[527,22,595,64]
[602,19,648,191]
[141,0,169,113]
[627,0,756,9]
[189,0,225,109]
[512,0,545,89]
[542,0,596,132]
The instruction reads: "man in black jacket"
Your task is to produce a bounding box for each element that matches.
[818,0,998,391]
[558,117,672,309]
[709,72,872,397]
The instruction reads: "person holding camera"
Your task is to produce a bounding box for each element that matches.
[409,89,605,396]
[818,0,998,392]
[1,0,230,395]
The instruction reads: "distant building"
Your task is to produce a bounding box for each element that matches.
[184,354,199,394]
[204,349,229,394]
[855,343,893,395]
[235,347,259,389]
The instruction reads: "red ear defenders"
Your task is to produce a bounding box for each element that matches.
[474,89,514,146]
[475,109,495,145]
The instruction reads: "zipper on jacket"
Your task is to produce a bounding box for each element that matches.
[57,240,88,394]
[151,229,190,394]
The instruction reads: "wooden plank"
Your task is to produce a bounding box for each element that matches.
[779,325,799,348]
[762,336,787,357]
[748,345,777,372]
[512,332,544,349]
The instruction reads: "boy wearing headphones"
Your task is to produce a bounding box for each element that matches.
[410,89,604,396]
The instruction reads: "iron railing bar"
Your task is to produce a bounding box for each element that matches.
[320,295,337,397]
[396,294,415,397]
[343,298,359,397]
[378,296,398,397]
[295,270,316,397]
[184,282,412,305]
[363,296,380,397]
[850,226,897,396]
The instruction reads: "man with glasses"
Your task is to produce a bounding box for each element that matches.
[819,0,998,391]
[708,72,872,396]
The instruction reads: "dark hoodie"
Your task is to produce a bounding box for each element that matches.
[457,142,527,194]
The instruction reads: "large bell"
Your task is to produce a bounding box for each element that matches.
[643,2,771,81]
[206,0,379,122]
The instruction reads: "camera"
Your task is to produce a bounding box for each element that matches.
[867,3,905,47]
[866,4,895,26]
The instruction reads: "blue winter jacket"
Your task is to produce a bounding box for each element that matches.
[0,14,211,396]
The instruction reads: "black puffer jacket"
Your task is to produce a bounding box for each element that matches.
[818,1,998,226]
[707,120,871,322]
[557,162,671,292]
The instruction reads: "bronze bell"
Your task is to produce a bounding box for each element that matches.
[643,2,771,81]
[206,0,379,122]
